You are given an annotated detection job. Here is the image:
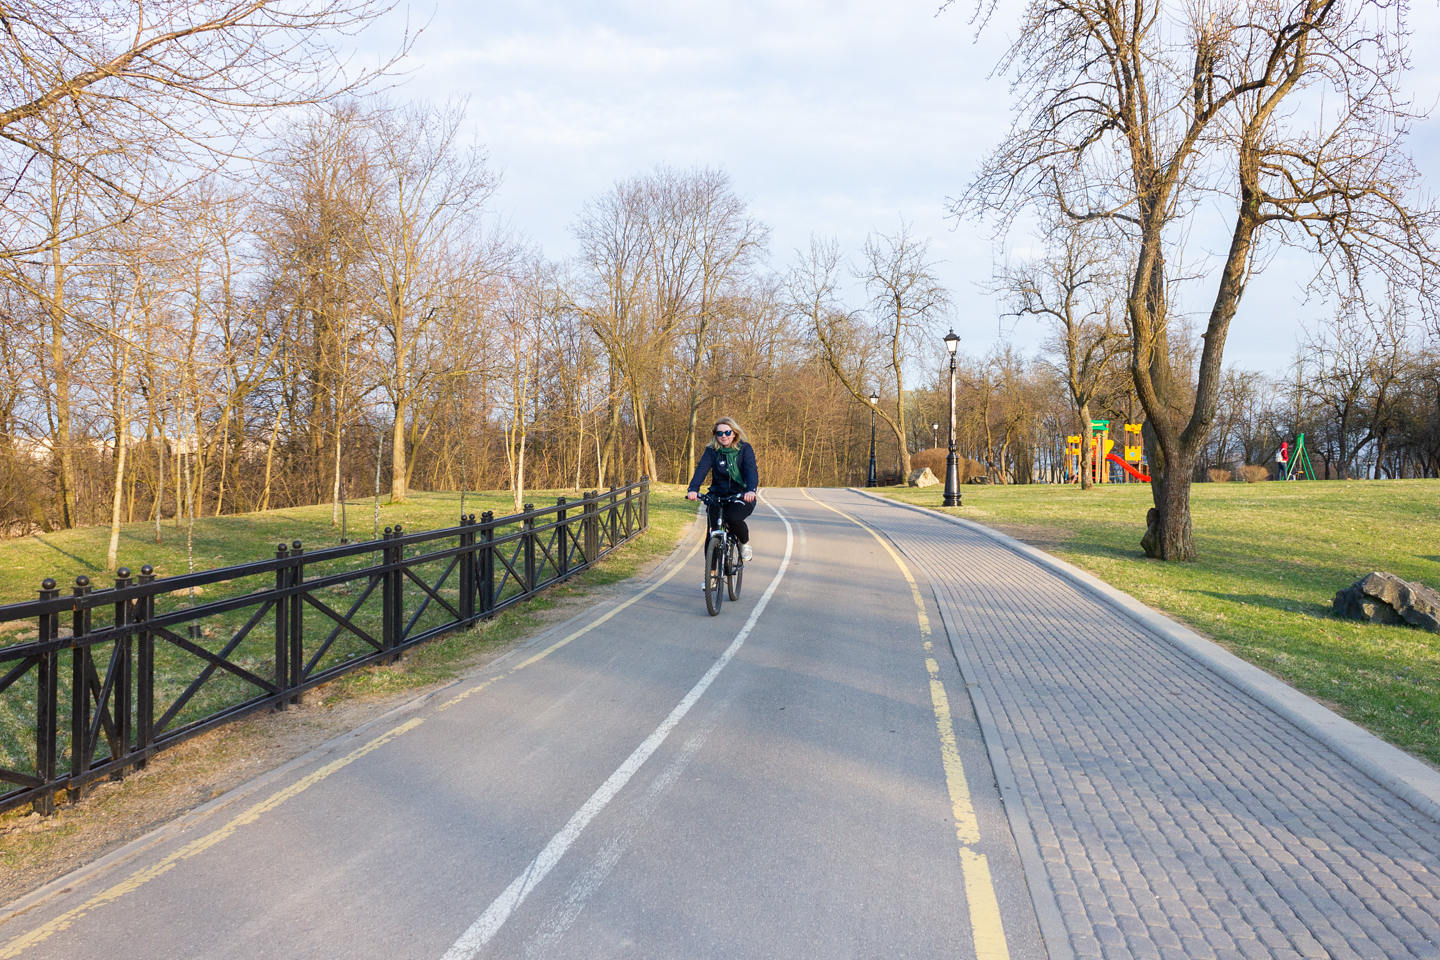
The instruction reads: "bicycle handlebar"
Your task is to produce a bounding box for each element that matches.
[698,492,749,505]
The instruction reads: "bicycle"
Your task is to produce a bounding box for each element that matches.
[698,492,746,616]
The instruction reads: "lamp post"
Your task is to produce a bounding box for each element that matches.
[931,422,939,449]
[866,390,879,487]
[943,330,962,507]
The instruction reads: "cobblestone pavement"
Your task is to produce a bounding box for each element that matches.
[842,489,1440,960]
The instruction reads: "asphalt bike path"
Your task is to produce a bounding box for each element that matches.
[0,490,1045,960]
[843,487,1440,960]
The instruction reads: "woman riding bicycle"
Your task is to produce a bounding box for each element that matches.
[686,416,759,561]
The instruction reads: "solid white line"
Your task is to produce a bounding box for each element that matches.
[439,499,796,960]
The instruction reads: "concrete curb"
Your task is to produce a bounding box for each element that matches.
[852,488,1440,825]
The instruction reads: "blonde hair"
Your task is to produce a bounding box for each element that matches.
[706,416,749,451]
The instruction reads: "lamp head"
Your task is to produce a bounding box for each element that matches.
[943,329,960,356]
[868,391,878,406]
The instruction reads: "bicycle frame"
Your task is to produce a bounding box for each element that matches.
[699,493,746,615]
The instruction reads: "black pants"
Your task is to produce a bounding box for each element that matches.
[707,498,756,543]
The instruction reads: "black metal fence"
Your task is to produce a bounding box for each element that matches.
[0,480,649,816]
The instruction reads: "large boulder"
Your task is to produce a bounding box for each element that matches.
[1332,572,1440,633]
[907,467,939,488]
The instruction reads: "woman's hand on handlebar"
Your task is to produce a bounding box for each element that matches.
[686,490,698,501]
[743,491,756,504]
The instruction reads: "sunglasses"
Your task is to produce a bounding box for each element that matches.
[714,429,733,437]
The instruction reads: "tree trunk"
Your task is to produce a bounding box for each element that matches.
[1079,404,1094,491]
[631,389,657,482]
[330,426,344,524]
[49,274,78,529]
[1141,460,1196,560]
[390,400,407,503]
[107,412,129,571]
[260,405,282,512]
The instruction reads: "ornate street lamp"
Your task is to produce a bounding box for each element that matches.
[943,330,962,507]
[866,391,879,487]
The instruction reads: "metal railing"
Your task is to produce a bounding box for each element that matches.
[0,480,649,816]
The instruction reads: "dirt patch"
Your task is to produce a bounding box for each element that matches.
[981,521,1071,553]
[0,543,679,909]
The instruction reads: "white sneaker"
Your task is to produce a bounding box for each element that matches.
[740,543,753,561]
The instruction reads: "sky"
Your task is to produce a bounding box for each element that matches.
[383,0,1440,377]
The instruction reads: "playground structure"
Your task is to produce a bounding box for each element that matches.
[1066,421,1149,483]
[1276,433,1317,480]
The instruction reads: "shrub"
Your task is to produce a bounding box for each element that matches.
[1239,464,1270,483]
[1207,467,1232,483]
[910,448,948,474]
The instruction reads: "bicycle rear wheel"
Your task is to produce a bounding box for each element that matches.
[705,536,725,616]
[726,540,743,600]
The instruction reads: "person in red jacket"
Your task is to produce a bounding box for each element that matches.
[685,416,759,560]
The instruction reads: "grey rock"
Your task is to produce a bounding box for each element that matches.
[907,466,939,488]
[1332,571,1440,632]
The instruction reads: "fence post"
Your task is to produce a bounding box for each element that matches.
[556,498,569,578]
[608,486,619,546]
[584,491,599,565]
[459,514,476,622]
[273,544,290,711]
[135,565,155,768]
[112,568,133,781]
[68,575,92,801]
[640,476,649,532]
[389,526,404,660]
[479,512,495,616]
[523,505,536,593]
[380,528,396,658]
[34,578,60,815]
[289,540,304,702]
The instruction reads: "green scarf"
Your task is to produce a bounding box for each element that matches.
[716,444,742,484]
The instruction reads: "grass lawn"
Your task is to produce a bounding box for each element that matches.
[880,478,1440,766]
[0,487,686,606]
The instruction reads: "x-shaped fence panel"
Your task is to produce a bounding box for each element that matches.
[0,480,649,816]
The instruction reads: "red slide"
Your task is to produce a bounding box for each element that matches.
[1105,452,1150,482]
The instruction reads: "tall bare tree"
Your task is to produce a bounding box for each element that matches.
[360,102,496,503]
[675,170,767,470]
[960,0,1440,558]
[1001,220,1126,488]
[0,0,406,264]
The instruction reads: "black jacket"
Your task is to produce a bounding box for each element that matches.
[687,441,758,498]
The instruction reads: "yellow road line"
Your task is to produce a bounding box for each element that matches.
[0,717,422,959]
[0,534,702,958]
[800,489,1011,960]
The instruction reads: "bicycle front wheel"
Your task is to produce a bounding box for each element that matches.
[705,537,725,616]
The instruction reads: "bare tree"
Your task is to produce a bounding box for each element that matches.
[1302,302,1413,478]
[360,101,496,503]
[0,0,406,263]
[573,174,669,483]
[675,170,767,470]
[960,0,1440,558]
[855,221,949,479]
[1001,220,1125,488]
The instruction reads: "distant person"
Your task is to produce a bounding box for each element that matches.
[686,416,759,562]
